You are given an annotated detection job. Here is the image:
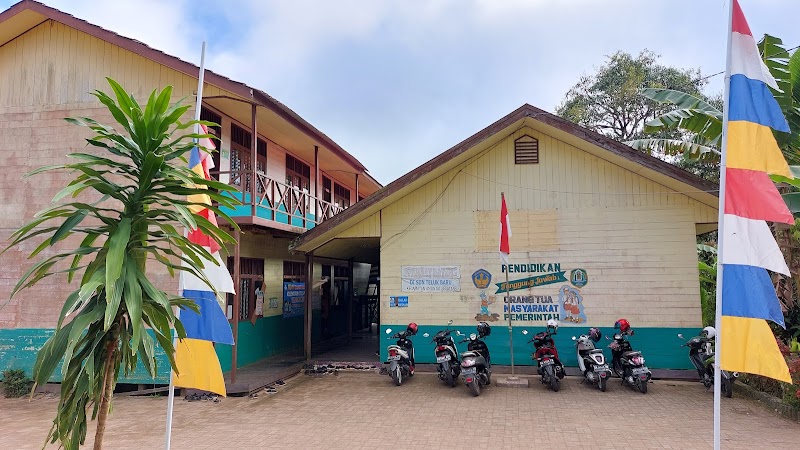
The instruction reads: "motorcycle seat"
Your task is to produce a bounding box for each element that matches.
[588,349,603,355]
[461,351,480,358]
[622,351,641,359]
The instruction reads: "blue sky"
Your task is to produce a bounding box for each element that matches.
[5,0,800,184]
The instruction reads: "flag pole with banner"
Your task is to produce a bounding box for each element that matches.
[715,2,794,448]
[164,41,237,450]
[500,192,513,374]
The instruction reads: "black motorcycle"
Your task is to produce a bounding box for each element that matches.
[424,320,461,387]
[678,331,737,398]
[523,322,565,392]
[459,322,492,396]
[608,329,651,394]
[384,323,418,386]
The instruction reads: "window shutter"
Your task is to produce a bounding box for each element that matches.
[514,135,539,164]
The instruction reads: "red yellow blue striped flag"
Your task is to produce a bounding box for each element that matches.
[173,125,235,395]
[719,0,792,383]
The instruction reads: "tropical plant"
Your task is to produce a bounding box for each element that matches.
[631,35,800,343]
[3,78,238,450]
[2,369,33,398]
[697,243,718,328]
[627,35,800,171]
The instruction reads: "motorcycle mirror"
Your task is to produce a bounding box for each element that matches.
[677,333,684,339]
[447,319,453,325]
[571,336,577,341]
[521,330,529,335]
[455,331,463,336]
[385,328,393,334]
[470,333,477,340]
[423,333,430,338]
[629,329,635,336]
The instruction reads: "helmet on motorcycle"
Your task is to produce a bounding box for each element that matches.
[546,319,559,334]
[701,326,716,339]
[588,327,602,343]
[614,319,630,333]
[406,322,418,336]
[477,321,491,338]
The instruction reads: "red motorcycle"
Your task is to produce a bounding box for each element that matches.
[523,319,565,392]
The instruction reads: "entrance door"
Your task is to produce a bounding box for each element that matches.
[227,257,265,323]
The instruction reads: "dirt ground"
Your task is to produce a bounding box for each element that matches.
[1,372,798,449]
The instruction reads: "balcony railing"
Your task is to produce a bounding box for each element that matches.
[211,170,346,230]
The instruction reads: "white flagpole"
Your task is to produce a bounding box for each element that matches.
[165,40,207,450]
[714,1,734,449]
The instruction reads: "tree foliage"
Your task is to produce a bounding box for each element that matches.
[556,50,706,142]
[3,78,239,450]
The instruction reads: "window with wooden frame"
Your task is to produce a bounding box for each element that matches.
[514,135,539,164]
[230,123,252,190]
[285,155,310,191]
[333,183,350,209]
[226,257,264,322]
[322,176,332,203]
[200,108,222,180]
[283,260,306,282]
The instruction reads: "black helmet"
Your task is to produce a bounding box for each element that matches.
[588,327,601,343]
[477,321,491,338]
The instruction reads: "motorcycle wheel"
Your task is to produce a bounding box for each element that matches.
[722,378,733,398]
[443,362,455,387]
[599,377,607,392]
[469,379,481,397]
[638,378,648,394]
[391,367,402,386]
[545,366,559,392]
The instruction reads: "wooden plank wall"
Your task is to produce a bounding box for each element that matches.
[379,127,715,329]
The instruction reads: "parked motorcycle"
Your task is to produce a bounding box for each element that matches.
[423,320,461,387]
[523,319,565,392]
[459,322,492,396]
[572,327,611,392]
[678,326,737,398]
[608,318,651,394]
[384,323,418,386]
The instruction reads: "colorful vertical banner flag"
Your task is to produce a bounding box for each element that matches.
[499,193,511,265]
[173,125,236,395]
[719,0,792,383]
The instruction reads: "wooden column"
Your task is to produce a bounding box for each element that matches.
[314,146,320,222]
[304,253,314,361]
[347,259,354,342]
[355,173,359,203]
[250,103,257,217]
[232,228,241,383]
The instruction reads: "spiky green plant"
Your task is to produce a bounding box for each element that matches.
[4,78,239,449]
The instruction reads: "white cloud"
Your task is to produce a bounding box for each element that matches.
[16,0,800,183]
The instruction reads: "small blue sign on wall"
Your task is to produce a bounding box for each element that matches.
[389,296,408,307]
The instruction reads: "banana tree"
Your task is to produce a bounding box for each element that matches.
[3,78,239,450]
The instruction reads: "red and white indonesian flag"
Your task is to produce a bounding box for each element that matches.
[499,193,511,265]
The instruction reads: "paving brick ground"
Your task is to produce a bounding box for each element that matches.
[1,372,798,449]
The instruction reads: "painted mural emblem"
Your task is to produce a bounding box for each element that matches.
[570,268,588,288]
[559,285,587,324]
[472,269,499,322]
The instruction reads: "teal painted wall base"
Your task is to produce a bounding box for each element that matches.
[0,328,172,384]
[216,311,322,372]
[379,325,697,370]
[0,312,319,385]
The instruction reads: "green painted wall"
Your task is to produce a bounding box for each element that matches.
[380,324,697,370]
[0,312,317,384]
[0,328,172,384]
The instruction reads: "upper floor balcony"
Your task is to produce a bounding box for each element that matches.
[199,102,381,234]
